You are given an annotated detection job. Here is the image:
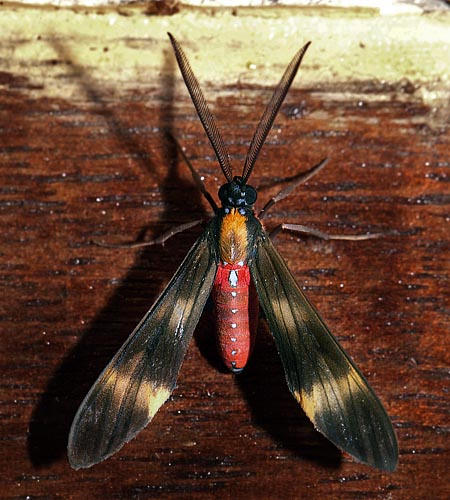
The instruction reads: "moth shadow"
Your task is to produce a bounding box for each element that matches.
[236,323,342,469]
[27,38,208,468]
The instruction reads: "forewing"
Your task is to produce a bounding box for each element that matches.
[249,233,398,471]
[68,227,218,469]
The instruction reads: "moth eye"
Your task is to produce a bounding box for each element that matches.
[245,186,257,205]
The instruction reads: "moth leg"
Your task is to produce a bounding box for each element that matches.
[93,219,204,248]
[93,131,218,250]
[270,222,384,241]
[258,158,328,219]
[169,133,219,213]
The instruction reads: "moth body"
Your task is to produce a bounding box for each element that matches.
[213,208,259,371]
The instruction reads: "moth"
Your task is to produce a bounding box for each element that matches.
[68,33,398,471]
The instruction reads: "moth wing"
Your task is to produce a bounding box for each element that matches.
[68,227,218,469]
[249,233,398,471]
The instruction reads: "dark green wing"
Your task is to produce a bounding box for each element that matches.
[249,231,398,471]
[68,227,218,469]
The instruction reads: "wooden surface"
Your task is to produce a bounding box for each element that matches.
[1,34,449,499]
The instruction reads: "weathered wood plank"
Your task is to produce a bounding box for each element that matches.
[1,8,449,499]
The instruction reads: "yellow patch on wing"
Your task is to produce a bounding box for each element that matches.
[220,209,248,263]
[294,365,365,422]
[147,385,171,418]
[103,367,171,420]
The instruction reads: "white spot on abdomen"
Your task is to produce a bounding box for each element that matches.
[229,270,238,287]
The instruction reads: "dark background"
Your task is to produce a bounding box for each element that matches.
[1,37,449,499]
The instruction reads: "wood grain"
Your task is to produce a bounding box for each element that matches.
[1,38,449,500]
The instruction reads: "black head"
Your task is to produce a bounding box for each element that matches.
[218,176,257,209]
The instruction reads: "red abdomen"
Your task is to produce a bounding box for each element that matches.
[213,263,259,373]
